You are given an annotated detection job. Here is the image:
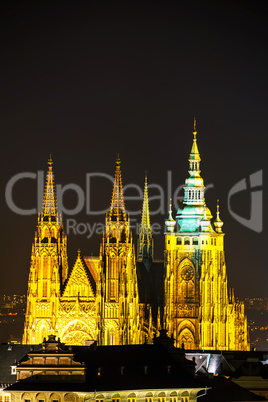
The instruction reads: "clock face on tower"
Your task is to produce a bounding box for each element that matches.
[181,266,194,281]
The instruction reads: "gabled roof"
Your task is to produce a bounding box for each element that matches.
[62,251,96,297]
[83,256,99,284]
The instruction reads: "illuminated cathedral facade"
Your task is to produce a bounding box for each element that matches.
[23,122,249,351]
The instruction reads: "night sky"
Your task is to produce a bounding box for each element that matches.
[0,1,267,297]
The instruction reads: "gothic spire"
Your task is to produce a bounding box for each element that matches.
[42,155,57,216]
[109,156,126,221]
[141,172,150,230]
[137,173,153,264]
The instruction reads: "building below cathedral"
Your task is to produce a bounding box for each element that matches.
[1,335,266,402]
[22,121,249,351]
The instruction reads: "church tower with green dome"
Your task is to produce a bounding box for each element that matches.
[164,120,249,351]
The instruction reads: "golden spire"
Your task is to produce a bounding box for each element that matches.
[42,156,57,216]
[141,171,150,229]
[109,156,126,221]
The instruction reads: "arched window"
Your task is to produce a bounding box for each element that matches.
[184,238,190,245]
[127,393,136,402]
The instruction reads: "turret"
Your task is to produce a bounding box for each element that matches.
[165,199,176,232]
[214,200,224,233]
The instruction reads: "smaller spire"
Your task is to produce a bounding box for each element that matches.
[141,172,150,229]
[214,199,224,233]
[137,172,153,264]
[165,198,176,232]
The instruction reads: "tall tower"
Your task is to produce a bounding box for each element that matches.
[164,121,248,351]
[137,174,153,269]
[96,157,143,345]
[23,157,68,344]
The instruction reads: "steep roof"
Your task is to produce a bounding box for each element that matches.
[62,251,96,297]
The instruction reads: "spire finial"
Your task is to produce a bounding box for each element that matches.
[193,117,197,139]
[48,154,53,167]
[169,198,173,215]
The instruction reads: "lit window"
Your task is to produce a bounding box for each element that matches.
[158,398,166,402]
[112,399,120,402]
[181,398,189,402]
[43,282,47,298]
[128,398,136,402]
[96,399,104,402]
[146,398,153,402]
[4,397,10,402]
[170,397,177,402]
[11,365,16,375]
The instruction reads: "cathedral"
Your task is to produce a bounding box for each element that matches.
[23,122,249,351]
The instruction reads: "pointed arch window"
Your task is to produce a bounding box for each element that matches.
[43,256,48,279]
[42,282,47,298]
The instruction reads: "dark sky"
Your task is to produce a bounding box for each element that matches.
[0,0,267,297]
